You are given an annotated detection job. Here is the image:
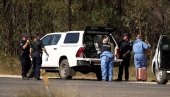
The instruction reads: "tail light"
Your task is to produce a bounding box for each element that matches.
[76,47,84,57]
[115,46,120,59]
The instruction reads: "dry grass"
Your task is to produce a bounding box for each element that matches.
[0,54,21,75]
[0,53,155,82]
[46,65,155,82]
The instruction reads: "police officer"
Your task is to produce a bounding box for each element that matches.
[100,36,114,82]
[30,34,49,80]
[19,34,31,80]
[133,34,151,74]
[116,33,132,81]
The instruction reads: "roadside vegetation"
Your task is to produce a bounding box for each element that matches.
[0,52,155,81]
[0,0,168,81]
[0,53,20,75]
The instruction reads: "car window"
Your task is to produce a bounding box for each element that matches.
[51,34,61,45]
[64,33,79,43]
[41,35,53,46]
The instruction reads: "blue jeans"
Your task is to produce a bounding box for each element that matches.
[134,54,147,69]
[100,51,114,81]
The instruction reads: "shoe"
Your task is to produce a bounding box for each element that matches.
[115,79,122,81]
[22,77,29,80]
[125,79,129,81]
[28,75,34,78]
[137,79,141,81]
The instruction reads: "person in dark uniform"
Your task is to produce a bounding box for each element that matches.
[19,34,31,80]
[100,36,114,82]
[116,33,132,81]
[30,34,49,80]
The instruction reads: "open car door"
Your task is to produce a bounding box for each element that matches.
[154,34,170,84]
[159,35,170,70]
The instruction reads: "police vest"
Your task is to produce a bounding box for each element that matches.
[101,43,111,53]
[31,40,43,53]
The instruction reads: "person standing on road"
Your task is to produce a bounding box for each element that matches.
[116,33,132,81]
[19,34,31,80]
[133,34,151,79]
[29,34,49,80]
[100,36,114,82]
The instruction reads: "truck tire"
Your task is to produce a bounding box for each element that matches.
[155,67,168,84]
[59,59,72,79]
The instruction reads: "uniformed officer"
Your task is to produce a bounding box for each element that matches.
[100,36,114,82]
[133,34,151,69]
[30,34,49,80]
[19,34,31,80]
[116,33,132,81]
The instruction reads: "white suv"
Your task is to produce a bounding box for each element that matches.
[152,34,170,84]
[41,27,122,80]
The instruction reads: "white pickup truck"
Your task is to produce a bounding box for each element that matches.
[41,27,122,80]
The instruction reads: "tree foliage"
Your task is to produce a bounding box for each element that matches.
[0,0,170,56]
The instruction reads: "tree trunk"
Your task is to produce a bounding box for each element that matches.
[66,0,71,31]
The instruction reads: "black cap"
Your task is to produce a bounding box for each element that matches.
[122,33,129,37]
[22,32,28,38]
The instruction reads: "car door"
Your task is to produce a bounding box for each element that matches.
[41,34,61,67]
[158,34,170,70]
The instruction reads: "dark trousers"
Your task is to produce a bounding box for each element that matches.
[32,56,42,78]
[118,58,130,80]
[20,55,31,77]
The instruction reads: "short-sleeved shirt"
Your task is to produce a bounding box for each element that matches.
[118,40,132,58]
[19,40,30,55]
[30,40,44,53]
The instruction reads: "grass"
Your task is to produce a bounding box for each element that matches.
[0,53,21,75]
[0,53,155,81]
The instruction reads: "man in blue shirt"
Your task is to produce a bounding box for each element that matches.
[133,34,151,69]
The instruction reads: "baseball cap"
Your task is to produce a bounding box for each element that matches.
[122,33,129,37]
[22,34,28,38]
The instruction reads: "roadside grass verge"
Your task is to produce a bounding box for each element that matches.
[0,53,155,81]
[0,53,21,75]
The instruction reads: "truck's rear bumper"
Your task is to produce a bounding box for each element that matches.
[77,58,123,67]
